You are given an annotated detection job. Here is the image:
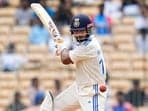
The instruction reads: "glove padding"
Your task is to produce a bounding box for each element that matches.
[54,37,66,56]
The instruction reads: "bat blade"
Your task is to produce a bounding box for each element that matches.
[31,3,61,39]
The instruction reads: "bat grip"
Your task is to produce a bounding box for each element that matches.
[54,37,66,56]
[54,37,64,47]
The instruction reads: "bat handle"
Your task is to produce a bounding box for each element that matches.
[54,37,64,47]
[54,37,66,56]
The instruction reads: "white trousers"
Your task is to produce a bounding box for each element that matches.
[54,82,107,111]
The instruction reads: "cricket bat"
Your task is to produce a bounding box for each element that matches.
[31,3,63,44]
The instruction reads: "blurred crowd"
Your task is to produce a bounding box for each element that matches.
[0,0,148,111]
[5,77,62,111]
[106,78,147,111]
[0,0,147,71]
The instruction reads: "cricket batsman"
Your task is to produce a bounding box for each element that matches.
[40,14,107,111]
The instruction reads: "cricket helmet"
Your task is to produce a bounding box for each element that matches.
[70,14,93,35]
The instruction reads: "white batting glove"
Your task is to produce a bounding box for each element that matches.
[54,37,64,46]
[54,37,66,56]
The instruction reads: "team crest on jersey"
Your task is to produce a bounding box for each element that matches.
[73,18,80,27]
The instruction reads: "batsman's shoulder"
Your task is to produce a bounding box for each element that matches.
[88,37,99,47]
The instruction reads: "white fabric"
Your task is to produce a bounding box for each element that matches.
[41,35,107,111]
[55,82,78,110]
[69,35,106,86]
[15,8,33,25]
[48,35,72,55]
[123,5,140,16]
[73,0,96,4]
[136,35,148,53]
[40,92,53,111]
[54,82,107,111]
[0,53,27,71]
[135,16,148,30]
[104,1,122,19]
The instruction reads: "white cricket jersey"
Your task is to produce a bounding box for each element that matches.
[69,35,106,87]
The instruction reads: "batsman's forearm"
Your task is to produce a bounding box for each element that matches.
[61,49,73,65]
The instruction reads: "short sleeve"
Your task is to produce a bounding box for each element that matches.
[69,45,97,63]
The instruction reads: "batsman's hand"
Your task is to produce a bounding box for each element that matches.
[54,37,65,56]
[54,37,64,46]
